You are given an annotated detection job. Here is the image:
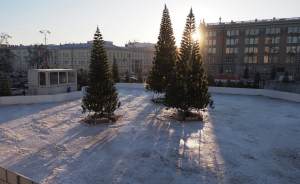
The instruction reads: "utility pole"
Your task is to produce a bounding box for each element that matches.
[39,30,51,45]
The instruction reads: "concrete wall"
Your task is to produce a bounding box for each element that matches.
[0,166,38,184]
[0,91,82,105]
[209,87,300,103]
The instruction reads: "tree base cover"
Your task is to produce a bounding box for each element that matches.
[165,108,204,122]
[82,114,121,125]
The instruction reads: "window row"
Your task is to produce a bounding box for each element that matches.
[286,46,300,53]
[265,37,280,44]
[226,47,238,54]
[226,38,239,46]
[264,46,280,54]
[266,27,281,34]
[206,39,216,46]
[245,37,258,45]
[244,56,258,64]
[227,30,239,37]
[288,27,300,34]
[208,31,217,37]
[245,29,259,36]
[207,47,216,54]
[244,47,258,54]
[39,72,76,86]
[287,36,300,44]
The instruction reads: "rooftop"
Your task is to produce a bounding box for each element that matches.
[207,17,300,27]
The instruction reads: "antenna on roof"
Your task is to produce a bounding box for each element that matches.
[219,17,222,24]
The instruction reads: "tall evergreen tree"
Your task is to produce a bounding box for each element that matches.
[270,65,277,80]
[112,57,120,83]
[0,75,11,96]
[146,5,177,94]
[166,9,210,117]
[243,66,249,79]
[0,46,14,96]
[26,45,49,69]
[82,27,118,118]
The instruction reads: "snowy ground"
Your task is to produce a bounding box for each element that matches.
[0,85,299,184]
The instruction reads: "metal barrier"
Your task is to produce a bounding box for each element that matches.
[0,166,38,184]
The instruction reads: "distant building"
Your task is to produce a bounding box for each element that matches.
[10,41,155,81]
[201,17,300,81]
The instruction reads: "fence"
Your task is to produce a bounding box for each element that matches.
[1,84,300,105]
[209,87,300,103]
[264,81,300,94]
[0,91,83,105]
[0,166,38,184]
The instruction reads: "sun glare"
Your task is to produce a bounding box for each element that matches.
[192,31,201,42]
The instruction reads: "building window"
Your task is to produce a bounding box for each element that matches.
[39,72,46,86]
[207,47,216,54]
[264,55,269,64]
[208,31,217,37]
[226,38,239,46]
[206,39,216,46]
[50,72,59,85]
[244,56,258,64]
[68,72,76,83]
[286,56,295,63]
[226,47,238,54]
[206,55,216,64]
[266,27,280,34]
[288,27,300,34]
[245,37,258,45]
[287,36,300,44]
[265,46,279,54]
[265,37,280,44]
[245,29,259,36]
[244,47,258,54]
[59,72,67,84]
[227,30,239,37]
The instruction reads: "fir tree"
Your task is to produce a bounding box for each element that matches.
[77,69,88,90]
[146,5,177,94]
[0,47,13,73]
[0,74,11,96]
[125,71,130,82]
[243,66,249,79]
[254,72,261,88]
[0,47,13,96]
[82,27,118,118]
[165,9,210,117]
[112,58,120,83]
[26,45,49,69]
[270,66,277,80]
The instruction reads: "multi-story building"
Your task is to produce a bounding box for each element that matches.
[201,17,300,81]
[10,41,155,81]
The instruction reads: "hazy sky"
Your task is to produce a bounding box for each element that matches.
[1,0,300,46]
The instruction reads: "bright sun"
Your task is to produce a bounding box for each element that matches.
[192,31,201,42]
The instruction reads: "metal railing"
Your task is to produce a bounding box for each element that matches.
[0,166,38,184]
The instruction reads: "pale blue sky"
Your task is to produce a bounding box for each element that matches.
[1,0,300,46]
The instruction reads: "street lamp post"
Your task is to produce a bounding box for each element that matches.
[39,30,51,68]
[39,30,51,45]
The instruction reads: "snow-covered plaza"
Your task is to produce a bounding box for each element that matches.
[0,85,299,184]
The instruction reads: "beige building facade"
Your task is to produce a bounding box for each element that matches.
[11,41,155,81]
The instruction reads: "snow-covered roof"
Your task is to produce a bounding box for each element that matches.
[30,69,75,72]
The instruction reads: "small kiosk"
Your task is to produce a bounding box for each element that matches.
[28,69,77,95]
